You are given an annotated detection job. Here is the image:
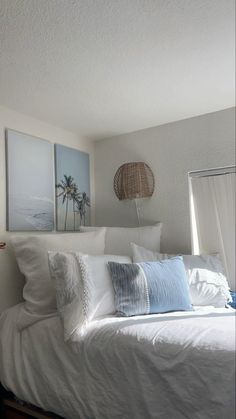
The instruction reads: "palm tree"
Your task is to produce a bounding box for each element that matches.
[56,175,78,230]
[75,192,90,226]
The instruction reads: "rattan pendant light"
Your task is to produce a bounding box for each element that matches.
[114,162,155,225]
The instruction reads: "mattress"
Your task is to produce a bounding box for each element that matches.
[0,303,235,419]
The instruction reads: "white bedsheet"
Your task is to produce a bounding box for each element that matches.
[0,303,235,419]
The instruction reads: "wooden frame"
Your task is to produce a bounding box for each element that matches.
[0,384,63,418]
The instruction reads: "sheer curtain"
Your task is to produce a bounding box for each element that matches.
[190,171,235,290]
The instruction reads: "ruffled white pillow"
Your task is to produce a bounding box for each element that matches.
[131,243,232,308]
[48,251,131,340]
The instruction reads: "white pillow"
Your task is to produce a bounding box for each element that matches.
[11,229,106,329]
[48,252,131,340]
[131,243,232,308]
[131,242,169,262]
[80,224,162,257]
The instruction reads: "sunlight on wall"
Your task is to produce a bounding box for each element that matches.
[188,177,200,255]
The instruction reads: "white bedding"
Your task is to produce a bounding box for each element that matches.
[0,303,235,419]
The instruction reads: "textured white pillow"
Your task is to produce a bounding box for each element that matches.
[11,229,106,329]
[48,252,131,340]
[131,243,232,307]
[80,224,162,256]
[48,252,83,341]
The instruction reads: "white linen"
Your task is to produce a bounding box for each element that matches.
[11,229,106,330]
[0,304,235,419]
[131,243,232,307]
[48,252,131,340]
[80,223,162,256]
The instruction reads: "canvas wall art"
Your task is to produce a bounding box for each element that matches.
[6,129,54,231]
[55,144,90,231]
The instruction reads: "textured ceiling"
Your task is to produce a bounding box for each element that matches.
[0,0,235,140]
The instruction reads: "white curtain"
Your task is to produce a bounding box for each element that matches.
[190,172,235,290]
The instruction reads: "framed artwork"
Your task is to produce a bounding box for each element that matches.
[6,129,54,231]
[55,144,90,231]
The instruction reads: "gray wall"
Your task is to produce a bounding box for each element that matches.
[94,108,235,254]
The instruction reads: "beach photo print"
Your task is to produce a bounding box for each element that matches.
[6,129,54,231]
[55,144,90,231]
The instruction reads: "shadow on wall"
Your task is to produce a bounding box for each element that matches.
[0,233,25,312]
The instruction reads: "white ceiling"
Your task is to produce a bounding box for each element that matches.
[0,0,235,140]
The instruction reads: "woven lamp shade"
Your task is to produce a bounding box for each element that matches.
[114,162,155,200]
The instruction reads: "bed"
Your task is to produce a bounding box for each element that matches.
[0,302,235,419]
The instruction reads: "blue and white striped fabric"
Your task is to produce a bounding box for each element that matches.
[108,257,192,316]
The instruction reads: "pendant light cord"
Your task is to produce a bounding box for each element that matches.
[135,199,141,226]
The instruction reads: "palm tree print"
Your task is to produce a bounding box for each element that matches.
[56,174,90,230]
[56,175,78,230]
[75,192,90,226]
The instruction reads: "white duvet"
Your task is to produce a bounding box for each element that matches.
[0,303,235,419]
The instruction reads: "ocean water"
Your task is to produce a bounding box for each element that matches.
[8,194,54,231]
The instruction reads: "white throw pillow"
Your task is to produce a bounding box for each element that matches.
[131,243,232,307]
[131,242,168,262]
[48,252,131,340]
[11,229,106,329]
[80,224,162,257]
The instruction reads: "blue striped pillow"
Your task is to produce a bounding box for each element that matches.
[108,257,192,316]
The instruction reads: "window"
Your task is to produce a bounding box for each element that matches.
[189,166,236,290]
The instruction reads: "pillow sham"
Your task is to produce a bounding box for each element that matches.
[108,257,192,317]
[11,229,106,329]
[131,242,232,307]
[80,223,162,257]
[48,251,131,339]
